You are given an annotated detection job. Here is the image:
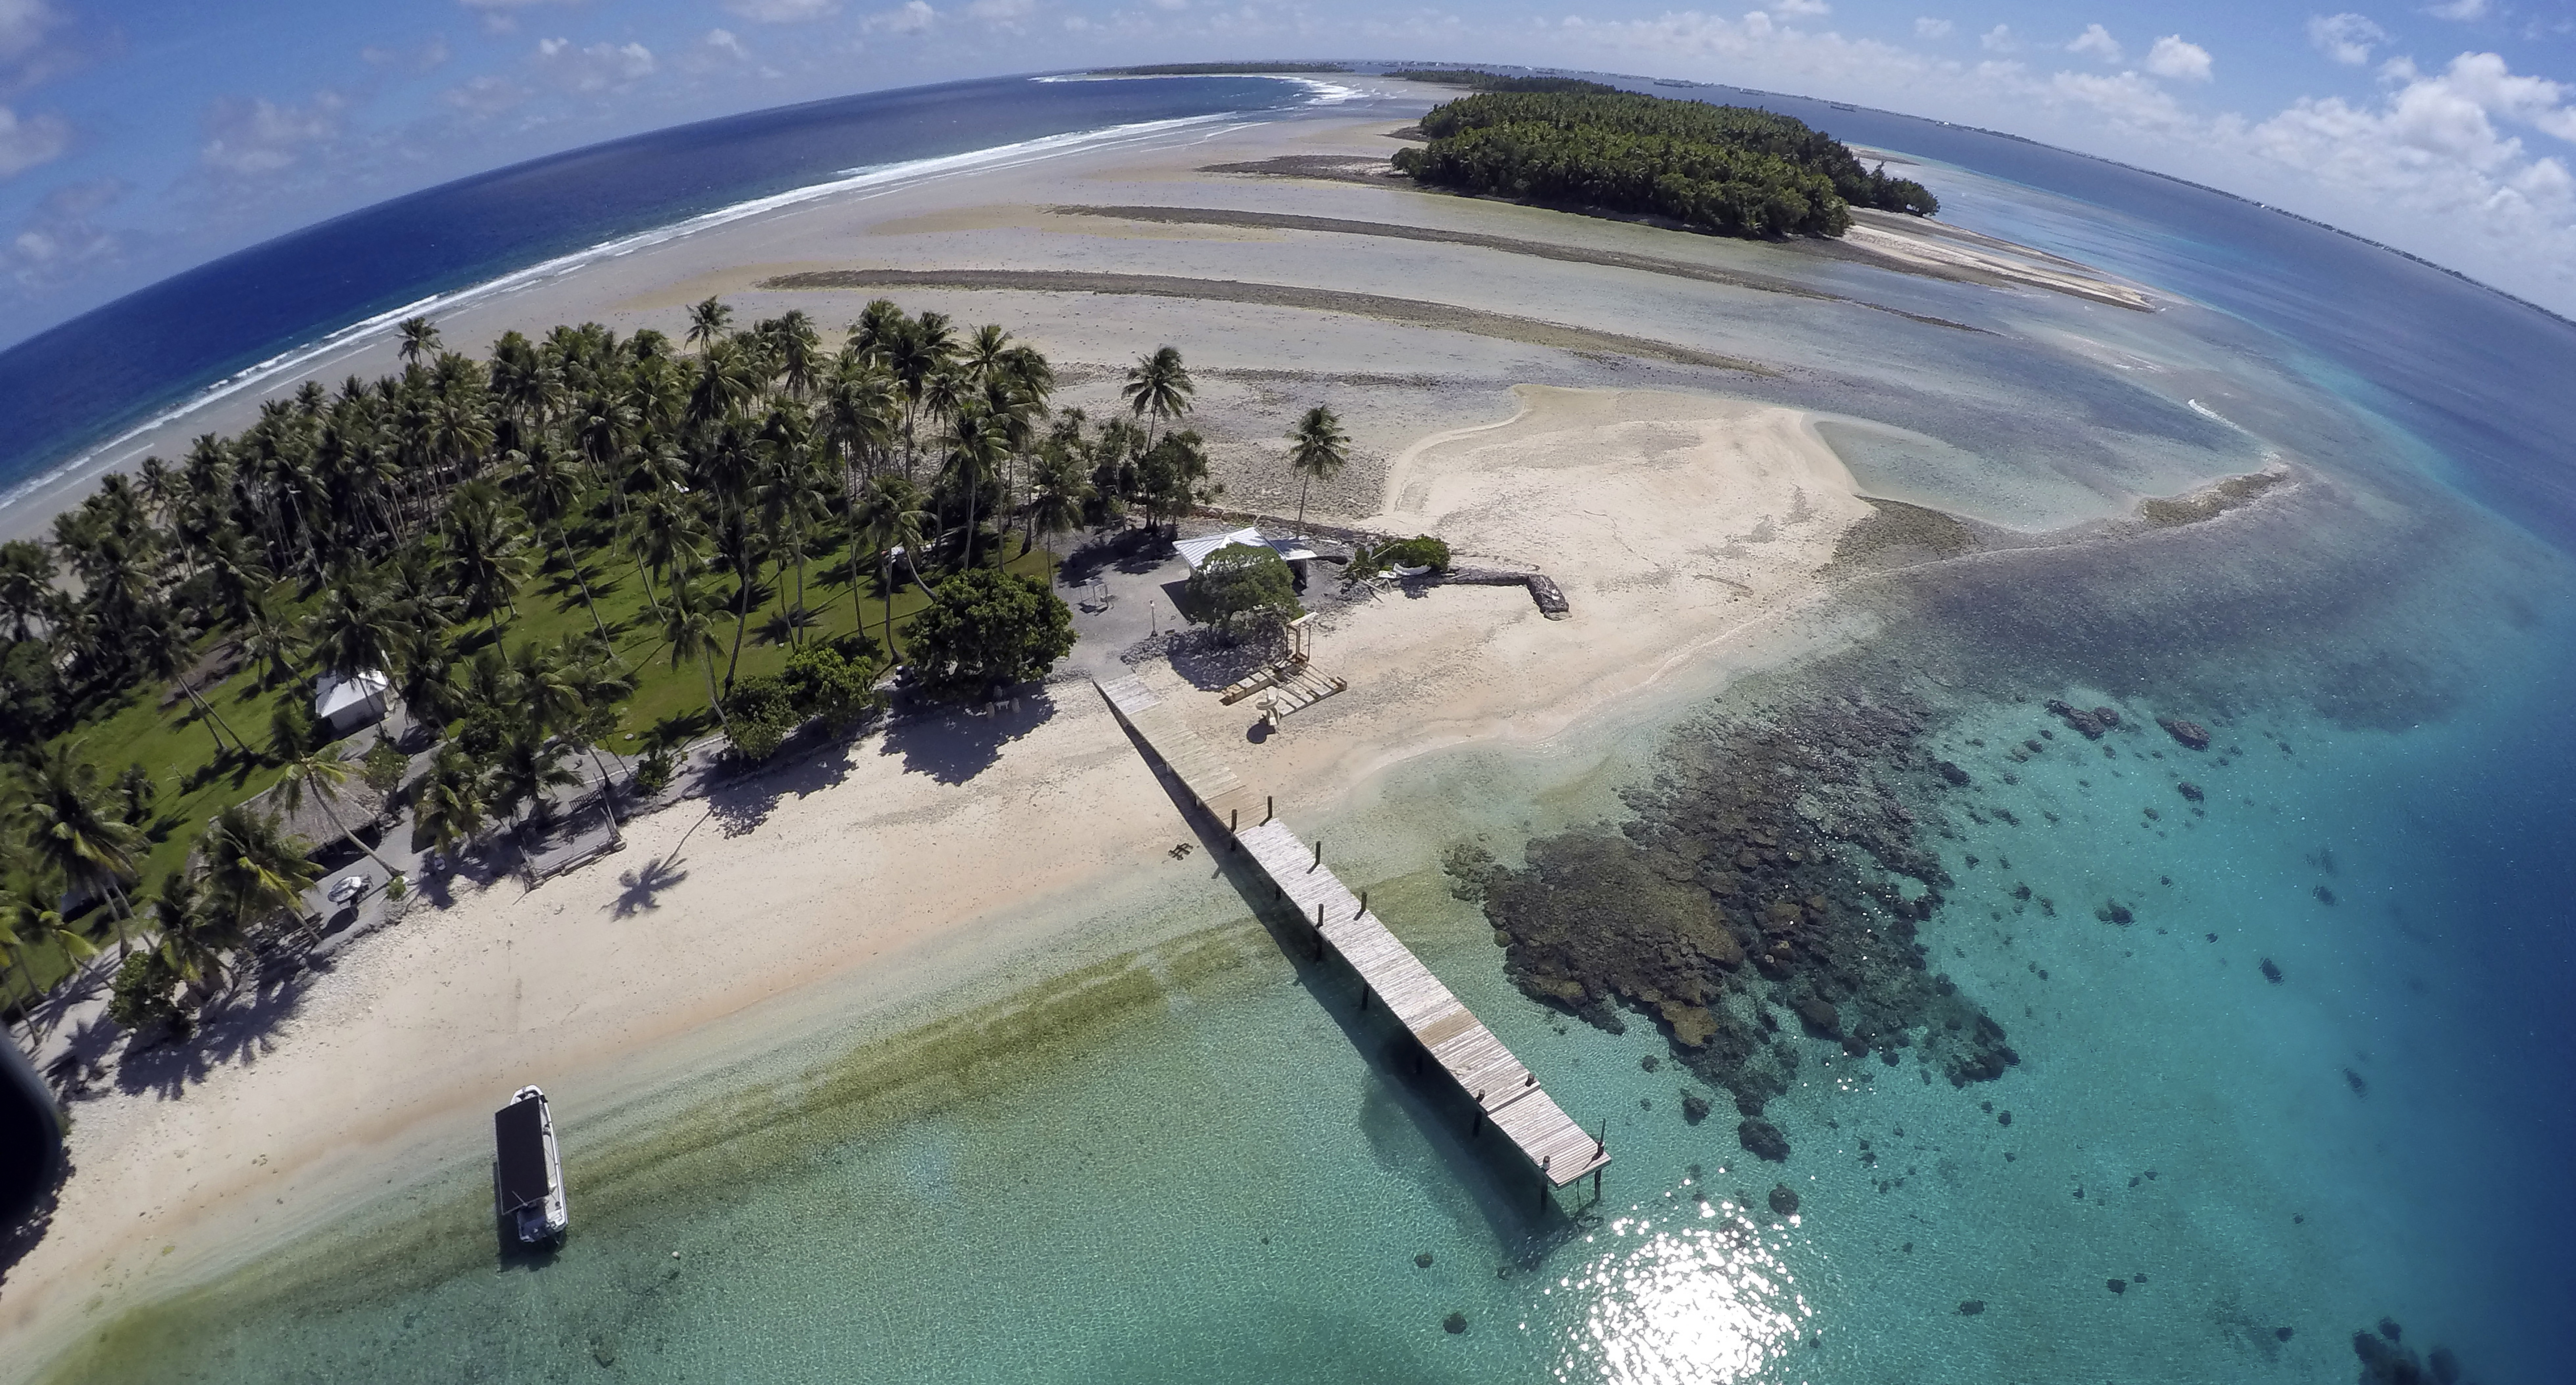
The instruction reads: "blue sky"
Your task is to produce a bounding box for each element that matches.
[7,0,2576,338]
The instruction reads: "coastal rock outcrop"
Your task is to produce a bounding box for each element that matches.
[2158,716,2212,750]
[1767,1183,1800,1215]
[2045,699,2120,740]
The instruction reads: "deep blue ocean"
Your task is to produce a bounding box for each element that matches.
[17,67,2576,1385]
[0,73,1308,507]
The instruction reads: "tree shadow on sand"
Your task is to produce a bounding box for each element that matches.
[877,689,1055,787]
[609,857,689,918]
[703,723,866,838]
[112,963,316,1101]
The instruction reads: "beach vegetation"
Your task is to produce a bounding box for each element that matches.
[1096,61,1351,75]
[903,568,1074,702]
[1383,70,1621,95]
[1285,404,1350,537]
[2,296,1105,1032]
[104,950,185,1037]
[1392,89,1939,236]
[1187,542,1301,640]
[1355,535,1452,577]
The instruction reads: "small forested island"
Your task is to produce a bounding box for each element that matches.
[1393,85,1940,237]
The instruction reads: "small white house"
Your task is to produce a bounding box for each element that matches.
[313,668,392,736]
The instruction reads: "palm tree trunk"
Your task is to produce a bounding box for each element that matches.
[880,553,897,660]
[585,746,624,846]
[700,651,732,736]
[633,550,666,624]
[723,564,753,691]
[306,770,402,882]
[1295,474,1312,538]
[556,527,613,648]
[793,543,808,647]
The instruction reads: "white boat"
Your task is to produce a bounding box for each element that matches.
[494,1086,568,1246]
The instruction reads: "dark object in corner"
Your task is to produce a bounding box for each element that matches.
[0,1039,62,1227]
[1768,1183,1800,1215]
[2106,1278,2126,1294]
[2260,958,2284,984]
[1443,1311,1467,1334]
[2343,1067,2369,1097]
[1957,1299,1985,1315]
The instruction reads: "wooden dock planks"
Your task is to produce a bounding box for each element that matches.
[1094,674,1607,1188]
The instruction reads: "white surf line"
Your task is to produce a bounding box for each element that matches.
[1,98,1315,517]
[2187,398,2245,430]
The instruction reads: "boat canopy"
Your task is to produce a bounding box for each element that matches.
[494,1096,552,1214]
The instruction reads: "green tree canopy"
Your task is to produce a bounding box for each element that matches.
[905,568,1074,702]
[1187,542,1301,638]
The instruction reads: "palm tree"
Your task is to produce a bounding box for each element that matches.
[148,872,246,1011]
[1285,404,1351,538]
[1027,450,1093,560]
[1122,346,1194,447]
[276,748,402,884]
[16,739,144,957]
[623,486,702,625]
[558,648,635,845]
[131,607,246,757]
[487,727,580,875]
[1,890,96,1046]
[398,316,441,366]
[852,475,931,656]
[0,539,55,640]
[437,479,532,629]
[240,595,306,689]
[305,571,399,681]
[686,298,734,355]
[197,805,319,944]
[662,574,731,737]
[414,746,488,864]
[511,440,614,647]
[941,408,1010,569]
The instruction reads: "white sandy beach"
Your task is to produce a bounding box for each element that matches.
[0,89,2239,1377]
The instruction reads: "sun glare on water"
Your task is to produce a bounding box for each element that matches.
[1546,1206,1809,1383]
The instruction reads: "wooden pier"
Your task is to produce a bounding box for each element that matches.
[1094,676,1609,1190]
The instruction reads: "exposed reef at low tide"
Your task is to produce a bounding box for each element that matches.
[1452,692,2017,1133]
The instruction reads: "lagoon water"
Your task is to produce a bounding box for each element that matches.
[27,75,2576,1385]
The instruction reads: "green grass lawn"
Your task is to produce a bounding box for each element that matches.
[10,520,1059,996]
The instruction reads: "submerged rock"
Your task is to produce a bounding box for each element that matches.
[1739,1118,1792,1162]
[2260,958,2284,984]
[2106,1278,2126,1294]
[1768,1183,1801,1215]
[2159,717,2212,750]
[1681,1092,1712,1124]
[1443,1311,1467,1334]
[2046,699,2116,740]
[1958,1300,1985,1316]
[2176,782,2204,802]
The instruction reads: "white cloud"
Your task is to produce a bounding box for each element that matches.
[1980,23,2015,52]
[2425,0,2488,18]
[2066,23,2121,63]
[863,0,937,33]
[2309,13,2389,65]
[198,92,347,176]
[535,36,657,92]
[966,0,1034,21]
[6,176,125,289]
[724,0,841,21]
[0,0,62,62]
[1914,17,1953,40]
[701,27,751,61]
[2145,34,2212,82]
[0,101,68,176]
[440,73,528,115]
[1772,0,1830,16]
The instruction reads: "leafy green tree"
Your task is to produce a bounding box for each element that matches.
[149,871,246,1010]
[905,568,1075,701]
[853,475,933,653]
[784,643,884,730]
[106,950,184,1036]
[1285,405,1350,537]
[1188,542,1302,639]
[1027,449,1093,559]
[1134,430,1221,537]
[1,890,95,1045]
[0,540,55,641]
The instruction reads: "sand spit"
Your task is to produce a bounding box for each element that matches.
[759,268,1774,373]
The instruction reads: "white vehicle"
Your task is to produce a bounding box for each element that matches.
[326,874,370,905]
[493,1086,568,1246]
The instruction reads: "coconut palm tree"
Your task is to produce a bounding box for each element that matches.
[622,486,702,625]
[558,648,635,845]
[686,298,734,355]
[510,439,614,647]
[941,407,1011,569]
[128,608,247,757]
[17,739,144,957]
[276,747,402,884]
[852,475,931,655]
[148,872,246,1011]
[437,479,532,629]
[305,570,399,681]
[398,316,441,366]
[240,595,306,690]
[0,539,55,640]
[1027,450,1093,560]
[197,804,319,943]
[1122,345,1194,447]
[1,889,95,1046]
[414,747,488,865]
[662,574,731,737]
[1285,404,1351,538]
